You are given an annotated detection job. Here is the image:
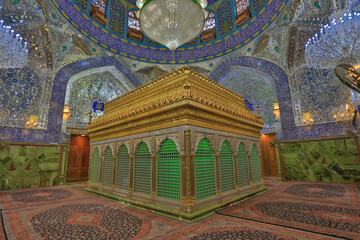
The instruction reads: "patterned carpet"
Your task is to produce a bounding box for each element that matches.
[0,211,5,240]
[263,177,284,190]
[0,186,96,210]
[0,179,359,239]
[158,215,341,240]
[2,198,184,240]
[221,180,360,239]
[265,181,360,205]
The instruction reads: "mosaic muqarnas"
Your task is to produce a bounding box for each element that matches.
[86,67,266,222]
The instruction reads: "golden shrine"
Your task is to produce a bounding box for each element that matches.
[86,67,266,222]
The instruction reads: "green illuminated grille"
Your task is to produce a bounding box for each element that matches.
[237,142,249,187]
[195,138,216,200]
[102,146,114,187]
[219,140,235,192]
[250,145,261,183]
[91,148,100,184]
[134,142,151,195]
[157,139,180,200]
[116,145,130,190]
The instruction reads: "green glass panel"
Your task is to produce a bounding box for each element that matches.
[134,142,151,195]
[220,140,235,192]
[237,143,249,187]
[102,146,114,187]
[195,138,216,200]
[157,139,180,200]
[250,145,261,183]
[116,145,130,190]
[91,148,100,184]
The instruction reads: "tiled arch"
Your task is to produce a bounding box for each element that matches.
[210,56,295,139]
[1,57,140,143]
[210,56,354,139]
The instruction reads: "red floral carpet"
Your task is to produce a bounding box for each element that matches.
[2,198,184,240]
[265,181,360,205]
[0,180,359,239]
[158,215,340,240]
[221,181,360,239]
[0,213,5,240]
[263,177,284,190]
[0,186,96,210]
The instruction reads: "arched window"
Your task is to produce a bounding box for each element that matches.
[90,0,109,26]
[102,146,114,188]
[127,10,143,42]
[219,140,235,192]
[91,148,101,184]
[195,138,216,199]
[116,145,130,190]
[134,142,151,194]
[201,12,216,43]
[235,0,251,27]
[157,139,180,200]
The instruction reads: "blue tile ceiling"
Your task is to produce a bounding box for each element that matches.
[51,0,288,64]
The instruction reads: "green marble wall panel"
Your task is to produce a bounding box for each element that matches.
[280,137,360,183]
[0,143,68,190]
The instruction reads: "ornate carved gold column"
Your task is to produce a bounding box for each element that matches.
[151,153,157,203]
[98,145,104,187]
[183,130,197,212]
[233,152,239,191]
[248,153,253,186]
[112,145,118,189]
[128,140,135,199]
[88,147,93,185]
[214,152,221,201]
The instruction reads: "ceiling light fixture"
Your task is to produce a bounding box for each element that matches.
[136,0,207,50]
[305,10,360,70]
[0,20,28,69]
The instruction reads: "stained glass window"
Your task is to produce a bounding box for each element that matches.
[128,10,141,31]
[235,0,250,17]
[203,12,215,31]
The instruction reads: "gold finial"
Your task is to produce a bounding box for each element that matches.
[257,106,262,118]
[88,111,92,125]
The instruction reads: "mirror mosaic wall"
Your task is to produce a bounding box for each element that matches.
[289,66,351,127]
[64,72,126,129]
[219,66,278,132]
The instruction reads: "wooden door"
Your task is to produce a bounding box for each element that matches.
[260,133,279,177]
[66,135,90,181]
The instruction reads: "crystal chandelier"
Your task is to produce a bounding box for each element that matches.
[0,20,28,69]
[136,0,207,50]
[305,10,360,70]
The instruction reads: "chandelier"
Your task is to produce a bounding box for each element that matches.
[305,10,360,70]
[136,0,207,50]
[0,20,28,69]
